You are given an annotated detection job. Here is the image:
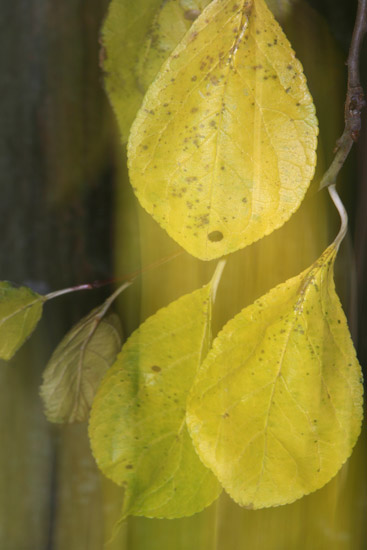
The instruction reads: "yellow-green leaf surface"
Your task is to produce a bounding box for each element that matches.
[128,0,318,260]
[40,310,122,424]
[102,0,163,142]
[104,0,211,142]
[89,264,225,519]
[187,246,363,508]
[136,0,211,93]
[0,282,44,360]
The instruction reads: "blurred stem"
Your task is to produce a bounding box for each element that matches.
[45,250,183,302]
[319,0,367,190]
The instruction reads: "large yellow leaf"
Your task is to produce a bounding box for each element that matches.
[89,263,225,519]
[187,246,363,508]
[128,0,318,260]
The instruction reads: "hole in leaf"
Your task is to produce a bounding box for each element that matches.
[208,231,223,242]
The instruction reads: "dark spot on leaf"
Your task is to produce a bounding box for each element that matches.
[151,366,161,373]
[184,9,201,21]
[208,231,223,242]
[125,464,133,470]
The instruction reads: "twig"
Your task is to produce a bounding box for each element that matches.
[44,250,183,302]
[319,0,367,190]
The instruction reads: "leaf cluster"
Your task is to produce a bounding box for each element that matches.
[0,0,363,527]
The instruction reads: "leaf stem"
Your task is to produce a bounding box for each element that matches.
[329,184,348,249]
[95,280,134,320]
[44,250,183,302]
[210,260,226,303]
[319,0,367,190]
[44,284,96,301]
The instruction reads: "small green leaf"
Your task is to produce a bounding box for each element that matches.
[0,282,44,360]
[89,263,225,519]
[40,310,123,424]
[128,0,318,260]
[187,246,363,508]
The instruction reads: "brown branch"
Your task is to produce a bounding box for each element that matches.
[319,0,367,190]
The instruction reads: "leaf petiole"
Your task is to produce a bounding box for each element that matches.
[328,184,349,249]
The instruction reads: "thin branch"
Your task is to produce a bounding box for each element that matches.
[44,250,183,302]
[319,0,367,190]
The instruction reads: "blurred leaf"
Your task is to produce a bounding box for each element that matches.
[103,0,211,142]
[0,282,44,360]
[89,263,225,519]
[40,309,122,423]
[127,0,318,260]
[136,0,211,93]
[102,0,164,142]
[187,246,363,508]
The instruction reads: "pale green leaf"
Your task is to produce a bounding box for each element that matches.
[40,310,122,424]
[136,0,211,93]
[102,0,163,142]
[187,246,363,508]
[0,282,44,360]
[103,0,210,142]
[89,263,225,519]
[128,0,318,260]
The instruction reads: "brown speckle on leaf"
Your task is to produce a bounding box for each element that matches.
[184,9,201,21]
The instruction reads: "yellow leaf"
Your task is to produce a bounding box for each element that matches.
[89,262,225,519]
[128,0,318,260]
[187,246,363,508]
